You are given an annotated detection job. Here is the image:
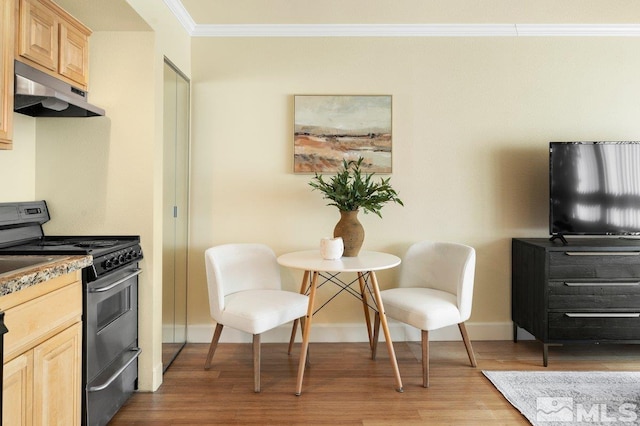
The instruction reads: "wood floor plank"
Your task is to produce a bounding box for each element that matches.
[109,340,640,425]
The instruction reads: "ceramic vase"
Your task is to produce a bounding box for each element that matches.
[333,210,364,257]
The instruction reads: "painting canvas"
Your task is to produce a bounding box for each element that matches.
[294,95,392,173]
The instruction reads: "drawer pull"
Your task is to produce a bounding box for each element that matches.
[564,282,640,287]
[88,347,141,392]
[565,313,640,318]
[565,251,640,256]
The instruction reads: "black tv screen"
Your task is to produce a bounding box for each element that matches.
[550,141,640,237]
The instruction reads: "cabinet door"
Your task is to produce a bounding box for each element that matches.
[18,0,58,71]
[0,0,15,149]
[58,21,88,88]
[3,352,33,426]
[32,323,81,426]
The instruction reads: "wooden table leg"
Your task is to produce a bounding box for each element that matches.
[369,271,403,392]
[289,270,310,355]
[372,312,380,360]
[296,271,318,396]
[357,272,374,350]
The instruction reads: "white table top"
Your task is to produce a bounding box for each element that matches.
[277,250,401,273]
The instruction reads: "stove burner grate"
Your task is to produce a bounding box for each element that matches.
[73,240,120,248]
[36,239,122,249]
[38,240,73,246]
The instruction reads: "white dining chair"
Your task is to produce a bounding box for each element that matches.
[374,241,477,387]
[204,243,309,392]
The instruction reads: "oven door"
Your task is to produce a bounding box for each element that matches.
[85,266,140,379]
[84,266,140,426]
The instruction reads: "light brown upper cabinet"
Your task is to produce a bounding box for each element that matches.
[16,0,90,89]
[17,0,57,72]
[58,18,88,87]
[0,0,15,149]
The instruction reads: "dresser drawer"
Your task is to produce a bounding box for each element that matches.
[548,312,640,340]
[549,251,640,279]
[548,280,640,310]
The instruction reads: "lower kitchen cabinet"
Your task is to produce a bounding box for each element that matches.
[35,322,82,425]
[1,271,82,425]
[3,351,30,425]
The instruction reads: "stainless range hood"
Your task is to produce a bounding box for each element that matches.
[14,61,105,117]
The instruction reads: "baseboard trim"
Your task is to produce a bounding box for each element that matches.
[186,321,531,344]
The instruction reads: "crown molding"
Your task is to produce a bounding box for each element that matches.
[516,24,640,36]
[191,23,640,38]
[163,1,640,37]
[162,0,196,33]
[191,23,519,37]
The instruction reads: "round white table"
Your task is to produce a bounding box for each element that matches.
[278,250,401,273]
[277,250,403,396]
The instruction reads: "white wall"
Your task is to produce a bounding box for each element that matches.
[31,0,193,393]
[7,0,640,393]
[0,114,35,201]
[34,31,161,391]
[187,35,640,342]
[123,0,192,392]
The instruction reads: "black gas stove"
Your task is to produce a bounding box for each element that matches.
[0,200,142,425]
[0,201,142,280]
[0,235,143,280]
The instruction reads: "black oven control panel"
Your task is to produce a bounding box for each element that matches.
[93,244,143,278]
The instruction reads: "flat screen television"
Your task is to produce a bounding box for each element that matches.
[549,141,640,243]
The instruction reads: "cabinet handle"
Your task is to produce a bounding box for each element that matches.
[565,251,640,256]
[564,282,640,287]
[565,313,640,318]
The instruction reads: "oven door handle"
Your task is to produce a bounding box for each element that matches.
[89,269,142,293]
[88,347,142,392]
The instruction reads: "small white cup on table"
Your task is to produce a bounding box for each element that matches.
[320,237,344,260]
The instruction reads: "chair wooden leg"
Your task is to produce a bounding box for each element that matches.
[288,319,298,355]
[458,322,477,367]
[204,323,224,370]
[253,334,261,393]
[422,330,429,388]
[289,317,308,356]
[372,311,381,360]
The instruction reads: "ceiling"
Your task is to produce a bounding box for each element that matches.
[52,0,150,31]
[176,0,640,25]
[49,0,640,36]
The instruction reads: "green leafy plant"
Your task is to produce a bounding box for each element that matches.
[309,157,404,218]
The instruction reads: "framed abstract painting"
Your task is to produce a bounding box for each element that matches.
[294,95,392,173]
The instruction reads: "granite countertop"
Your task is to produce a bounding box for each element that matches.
[0,255,93,297]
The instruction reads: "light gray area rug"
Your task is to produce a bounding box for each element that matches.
[483,371,640,425]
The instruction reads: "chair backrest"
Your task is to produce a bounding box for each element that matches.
[398,241,476,321]
[204,243,282,321]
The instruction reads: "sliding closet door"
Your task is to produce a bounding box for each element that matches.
[162,58,190,370]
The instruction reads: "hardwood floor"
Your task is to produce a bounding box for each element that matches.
[110,340,640,425]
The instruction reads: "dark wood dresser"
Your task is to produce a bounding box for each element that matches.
[512,238,640,366]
